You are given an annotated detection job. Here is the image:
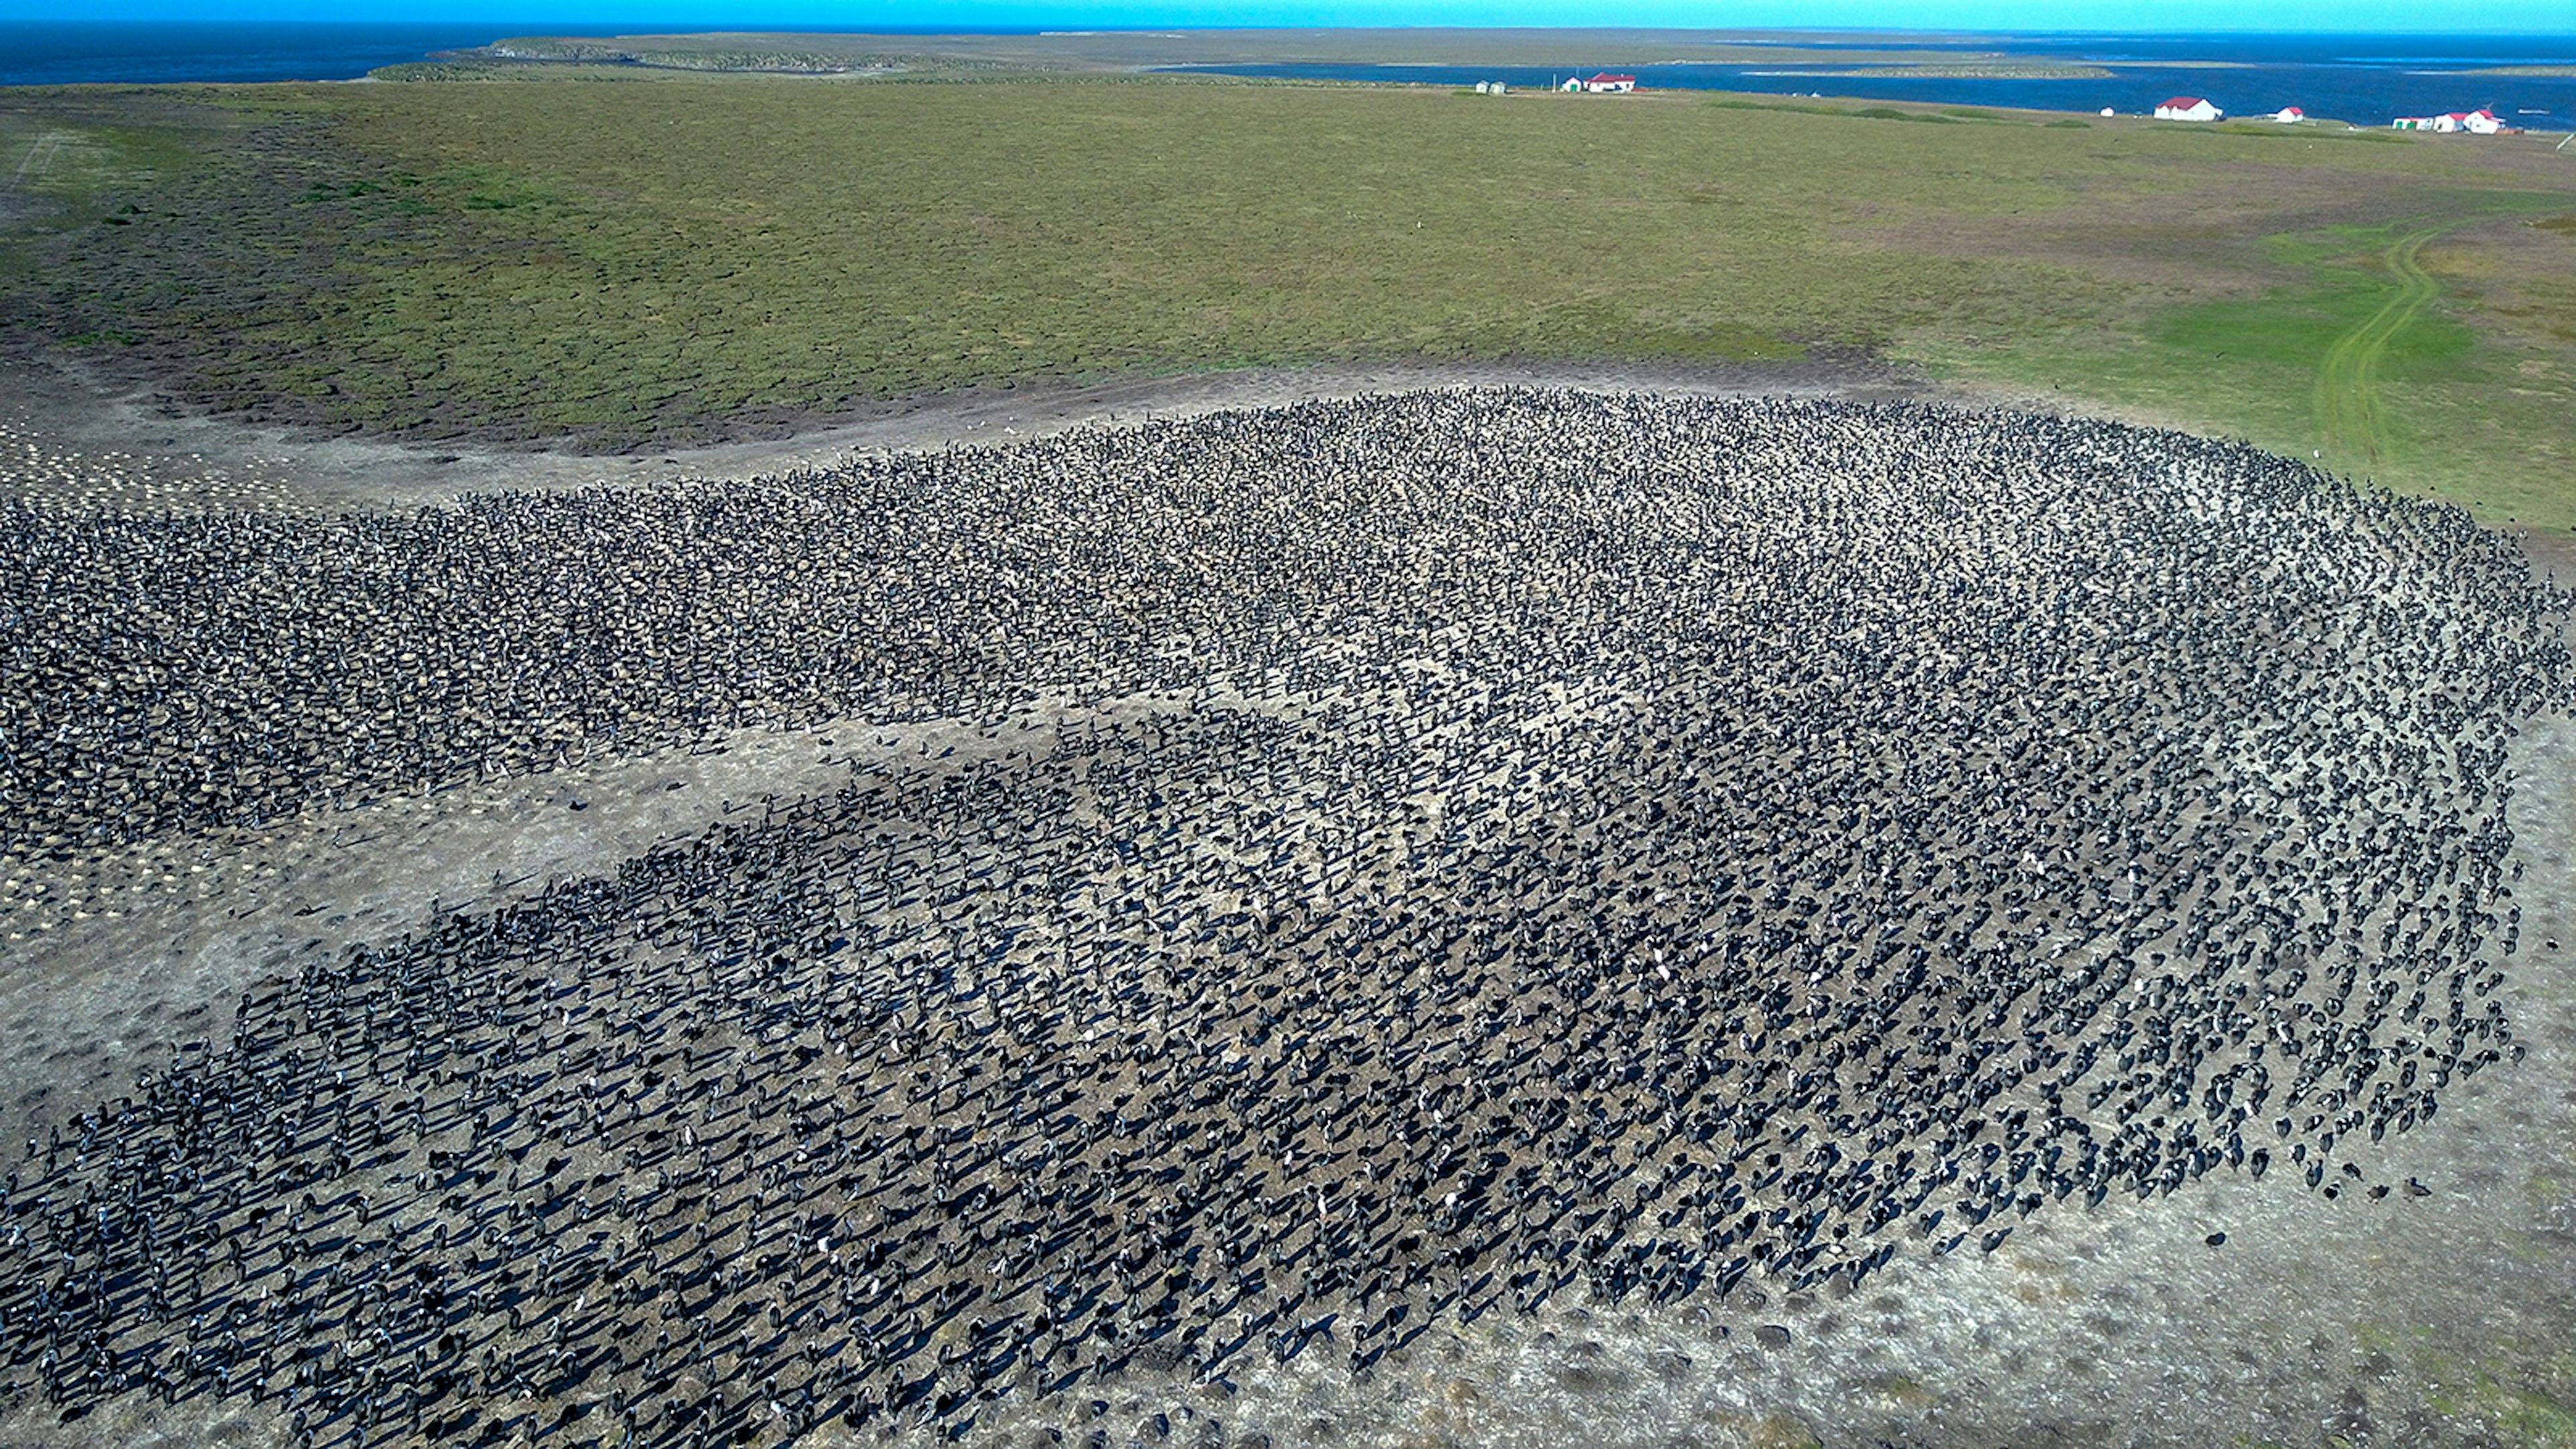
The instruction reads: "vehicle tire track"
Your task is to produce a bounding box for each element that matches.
[5,131,66,189]
[2312,222,2453,472]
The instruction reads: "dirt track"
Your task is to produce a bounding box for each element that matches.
[1,347,1988,514]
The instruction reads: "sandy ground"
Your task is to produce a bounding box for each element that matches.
[0,690,1218,1156]
[1,347,1980,514]
[5,726,2571,1449]
[1,362,2571,1447]
[1167,706,2576,1449]
[0,343,2041,1144]
[5,664,2571,1449]
[0,714,915,1142]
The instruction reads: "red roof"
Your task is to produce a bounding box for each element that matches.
[2159,97,2208,109]
[1586,73,1637,83]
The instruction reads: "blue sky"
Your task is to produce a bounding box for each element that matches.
[5,0,2571,32]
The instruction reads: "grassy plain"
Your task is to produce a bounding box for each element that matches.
[1,72,2572,518]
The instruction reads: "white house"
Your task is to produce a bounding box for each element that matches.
[2398,109,2506,133]
[2154,96,2223,121]
[1580,72,1637,93]
[2271,106,2305,123]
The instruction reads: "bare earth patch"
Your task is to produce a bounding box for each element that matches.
[1,347,1935,514]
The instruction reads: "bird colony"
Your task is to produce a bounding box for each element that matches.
[0,390,2564,1448]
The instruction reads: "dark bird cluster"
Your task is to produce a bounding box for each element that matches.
[0,392,2563,1448]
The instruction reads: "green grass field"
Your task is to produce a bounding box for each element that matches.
[1921,211,2576,525]
[2,72,2572,520]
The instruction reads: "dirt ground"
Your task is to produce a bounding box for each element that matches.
[0,366,2569,1448]
[1159,708,2576,1449]
[1,346,2002,515]
[0,345,2010,1143]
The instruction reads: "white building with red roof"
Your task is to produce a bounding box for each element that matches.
[2154,97,2224,121]
[1576,72,1636,93]
[2394,109,2506,133]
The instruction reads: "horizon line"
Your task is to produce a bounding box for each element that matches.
[5,17,2576,38]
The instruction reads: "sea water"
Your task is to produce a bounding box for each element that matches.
[1180,32,2576,129]
[0,21,592,85]
[2,22,2567,127]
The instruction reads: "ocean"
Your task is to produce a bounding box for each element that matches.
[0,21,590,85]
[0,20,1038,87]
[1182,33,2576,129]
[0,22,2568,129]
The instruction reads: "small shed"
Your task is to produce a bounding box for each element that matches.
[2154,97,2223,121]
